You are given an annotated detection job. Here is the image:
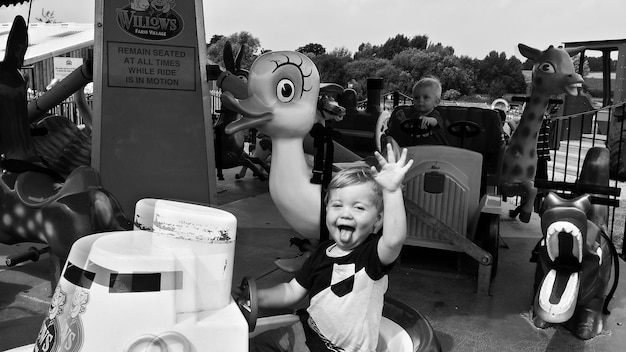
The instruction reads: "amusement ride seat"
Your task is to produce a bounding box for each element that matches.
[380,105,504,295]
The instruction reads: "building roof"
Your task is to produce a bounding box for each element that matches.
[0,22,93,65]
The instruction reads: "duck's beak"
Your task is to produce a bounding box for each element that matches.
[221,91,273,134]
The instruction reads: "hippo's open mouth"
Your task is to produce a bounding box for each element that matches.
[535,220,583,323]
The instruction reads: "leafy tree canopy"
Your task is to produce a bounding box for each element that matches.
[297,43,326,56]
[205,31,539,100]
[206,31,261,70]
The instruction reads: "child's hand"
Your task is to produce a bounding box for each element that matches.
[372,144,413,193]
[420,116,438,128]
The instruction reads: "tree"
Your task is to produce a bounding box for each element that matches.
[586,56,616,72]
[476,51,526,98]
[208,35,224,46]
[344,57,391,98]
[206,32,261,70]
[409,35,429,50]
[36,8,57,23]
[374,64,413,94]
[572,55,591,77]
[311,54,351,85]
[425,42,454,56]
[354,42,377,60]
[378,34,411,59]
[329,46,352,59]
[296,43,326,56]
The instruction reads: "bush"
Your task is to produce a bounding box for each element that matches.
[442,89,461,100]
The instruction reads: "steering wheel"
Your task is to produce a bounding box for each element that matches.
[399,117,433,136]
[447,120,481,139]
[236,276,258,332]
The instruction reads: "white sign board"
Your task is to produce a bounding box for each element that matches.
[53,57,84,80]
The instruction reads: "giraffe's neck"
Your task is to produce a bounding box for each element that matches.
[510,92,548,147]
[501,90,549,183]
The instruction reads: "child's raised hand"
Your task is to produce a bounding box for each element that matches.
[372,143,413,192]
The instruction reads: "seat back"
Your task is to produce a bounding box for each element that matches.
[435,105,505,187]
[403,145,482,251]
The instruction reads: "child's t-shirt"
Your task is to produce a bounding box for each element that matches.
[294,234,392,352]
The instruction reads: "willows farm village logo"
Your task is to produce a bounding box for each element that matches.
[116,0,183,41]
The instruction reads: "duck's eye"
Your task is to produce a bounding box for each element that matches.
[539,63,555,73]
[276,79,295,102]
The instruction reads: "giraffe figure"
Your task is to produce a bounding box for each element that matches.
[501,43,584,222]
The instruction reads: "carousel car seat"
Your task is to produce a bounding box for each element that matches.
[435,105,506,193]
[382,105,504,294]
[402,145,501,295]
[383,105,505,193]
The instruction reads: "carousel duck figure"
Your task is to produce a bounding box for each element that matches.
[218,51,364,241]
[218,51,325,239]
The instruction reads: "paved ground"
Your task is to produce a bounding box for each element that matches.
[1,167,625,351]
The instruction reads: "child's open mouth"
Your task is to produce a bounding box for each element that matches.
[338,225,355,242]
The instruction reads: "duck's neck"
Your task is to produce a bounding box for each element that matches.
[269,137,322,239]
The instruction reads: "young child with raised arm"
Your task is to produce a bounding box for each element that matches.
[250,144,413,352]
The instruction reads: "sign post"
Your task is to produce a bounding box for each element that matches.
[92,0,217,217]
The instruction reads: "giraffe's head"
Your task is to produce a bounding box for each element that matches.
[519,44,584,96]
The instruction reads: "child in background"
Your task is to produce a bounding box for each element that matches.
[389,77,449,146]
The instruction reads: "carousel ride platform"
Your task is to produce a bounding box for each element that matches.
[1,167,625,352]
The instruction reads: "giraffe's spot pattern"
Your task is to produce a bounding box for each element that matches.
[527,165,536,178]
[44,221,55,237]
[511,164,523,176]
[26,219,35,231]
[509,144,523,156]
[3,214,11,226]
[529,148,536,158]
[526,111,537,122]
[532,96,542,105]
[14,204,25,217]
[520,126,531,138]
[535,77,543,86]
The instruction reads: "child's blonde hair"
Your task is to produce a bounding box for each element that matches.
[412,76,442,99]
[325,167,383,211]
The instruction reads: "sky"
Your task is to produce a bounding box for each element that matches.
[0,0,624,59]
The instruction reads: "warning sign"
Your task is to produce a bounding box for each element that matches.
[107,41,196,91]
[53,57,84,80]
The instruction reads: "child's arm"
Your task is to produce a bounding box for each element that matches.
[256,278,308,309]
[372,145,413,266]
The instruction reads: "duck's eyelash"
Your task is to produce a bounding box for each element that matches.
[271,55,314,94]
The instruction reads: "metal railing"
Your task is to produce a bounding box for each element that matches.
[540,102,625,255]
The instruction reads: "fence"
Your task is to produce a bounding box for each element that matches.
[541,102,625,256]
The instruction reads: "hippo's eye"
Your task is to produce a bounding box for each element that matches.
[276,79,295,102]
[539,62,555,73]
